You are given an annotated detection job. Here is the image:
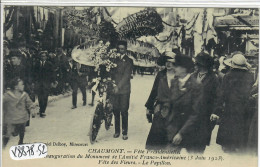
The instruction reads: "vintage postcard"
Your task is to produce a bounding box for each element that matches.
[1,1,259,167]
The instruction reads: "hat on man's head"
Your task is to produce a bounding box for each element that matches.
[174,54,194,73]
[195,52,214,69]
[38,50,48,57]
[8,49,24,59]
[117,40,127,48]
[34,40,40,44]
[224,53,249,70]
[37,29,43,33]
[3,40,9,46]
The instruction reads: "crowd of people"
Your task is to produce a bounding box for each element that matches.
[2,33,94,147]
[145,50,258,155]
[2,37,134,147]
[2,34,258,156]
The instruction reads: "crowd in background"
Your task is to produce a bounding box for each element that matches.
[2,30,93,147]
[2,30,259,155]
[3,34,74,97]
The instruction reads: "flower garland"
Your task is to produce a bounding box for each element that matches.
[72,40,120,73]
[116,9,164,39]
[63,8,98,38]
[98,20,119,48]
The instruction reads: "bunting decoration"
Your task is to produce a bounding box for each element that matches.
[154,32,174,42]
[4,7,15,32]
[127,40,159,56]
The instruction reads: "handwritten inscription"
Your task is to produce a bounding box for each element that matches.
[9,143,48,160]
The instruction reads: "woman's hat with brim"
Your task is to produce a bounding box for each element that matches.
[174,53,194,73]
[224,53,249,70]
[163,51,176,62]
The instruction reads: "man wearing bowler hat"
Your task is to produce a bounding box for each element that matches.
[4,50,26,90]
[112,40,133,140]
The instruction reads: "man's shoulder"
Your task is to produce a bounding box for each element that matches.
[45,60,54,67]
[4,63,13,71]
[34,60,41,65]
[157,69,167,77]
[22,92,31,100]
[125,56,134,64]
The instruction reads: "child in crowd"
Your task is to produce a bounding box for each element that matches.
[2,78,35,148]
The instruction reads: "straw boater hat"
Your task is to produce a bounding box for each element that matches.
[224,53,249,70]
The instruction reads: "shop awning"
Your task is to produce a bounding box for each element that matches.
[214,15,259,30]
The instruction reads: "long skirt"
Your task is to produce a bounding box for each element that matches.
[145,112,168,150]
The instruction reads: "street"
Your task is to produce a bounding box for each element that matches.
[3,75,258,167]
[4,75,223,153]
[2,6,259,167]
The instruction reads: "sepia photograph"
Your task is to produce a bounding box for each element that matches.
[1,2,259,167]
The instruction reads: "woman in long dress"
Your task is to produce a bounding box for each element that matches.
[145,52,176,150]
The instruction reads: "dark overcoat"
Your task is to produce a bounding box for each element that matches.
[165,76,201,148]
[214,69,254,149]
[112,55,133,95]
[188,72,219,146]
[63,61,87,85]
[145,69,167,111]
[145,74,172,150]
[146,74,201,149]
[4,64,26,87]
[247,83,258,154]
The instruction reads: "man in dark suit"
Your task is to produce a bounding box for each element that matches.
[112,41,133,140]
[4,50,26,90]
[186,52,219,153]
[64,57,87,109]
[34,51,55,118]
